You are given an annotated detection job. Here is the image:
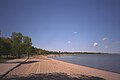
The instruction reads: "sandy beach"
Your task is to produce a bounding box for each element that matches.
[3,56,120,80]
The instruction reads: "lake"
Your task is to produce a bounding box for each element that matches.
[50,54,120,73]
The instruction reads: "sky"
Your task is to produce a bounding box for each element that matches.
[0,0,120,53]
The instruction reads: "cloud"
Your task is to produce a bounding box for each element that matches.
[102,37,109,41]
[67,41,72,44]
[93,42,98,46]
[73,32,78,34]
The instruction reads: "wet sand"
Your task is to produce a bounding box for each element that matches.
[3,56,120,80]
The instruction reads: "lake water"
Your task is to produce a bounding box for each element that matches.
[50,54,120,73]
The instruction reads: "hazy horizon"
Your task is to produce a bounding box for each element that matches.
[0,0,120,53]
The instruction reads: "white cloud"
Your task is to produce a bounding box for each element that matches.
[93,42,98,46]
[67,41,72,44]
[102,37,109,41]
[73,32,78,34]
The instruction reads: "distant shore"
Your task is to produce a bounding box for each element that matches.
[3,56,120,80]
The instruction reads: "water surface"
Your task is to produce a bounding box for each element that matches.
[50,54,120,73]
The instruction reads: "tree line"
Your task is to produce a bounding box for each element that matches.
[0,32,62,59]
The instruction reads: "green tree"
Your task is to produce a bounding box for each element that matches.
[11,32,23,58]
[0,31,35,58]
[22,36,32,58]
[0,37,12,57]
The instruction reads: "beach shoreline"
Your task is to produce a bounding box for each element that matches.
[48,54,120,74]
[3,55,120,80]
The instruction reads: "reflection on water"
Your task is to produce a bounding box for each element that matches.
[51,54,120,73]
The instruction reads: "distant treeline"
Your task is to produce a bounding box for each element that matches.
[0,32,104,59]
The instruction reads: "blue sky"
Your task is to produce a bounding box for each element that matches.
[0,0,120,53]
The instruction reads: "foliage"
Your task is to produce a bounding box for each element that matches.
[0,37,12,57]
[0,32,33,58]
[11,32,23,58]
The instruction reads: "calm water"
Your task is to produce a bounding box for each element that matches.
[50,54,120,73]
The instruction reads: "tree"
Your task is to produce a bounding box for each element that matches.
[22,36,32,58]
[0,37,12,57]
[11,32,23,58]
[0,31,35,58]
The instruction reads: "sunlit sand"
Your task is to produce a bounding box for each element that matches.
[3,56,120,80]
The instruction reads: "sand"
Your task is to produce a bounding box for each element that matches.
[0,58,26,78]
[3,56,120,80]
